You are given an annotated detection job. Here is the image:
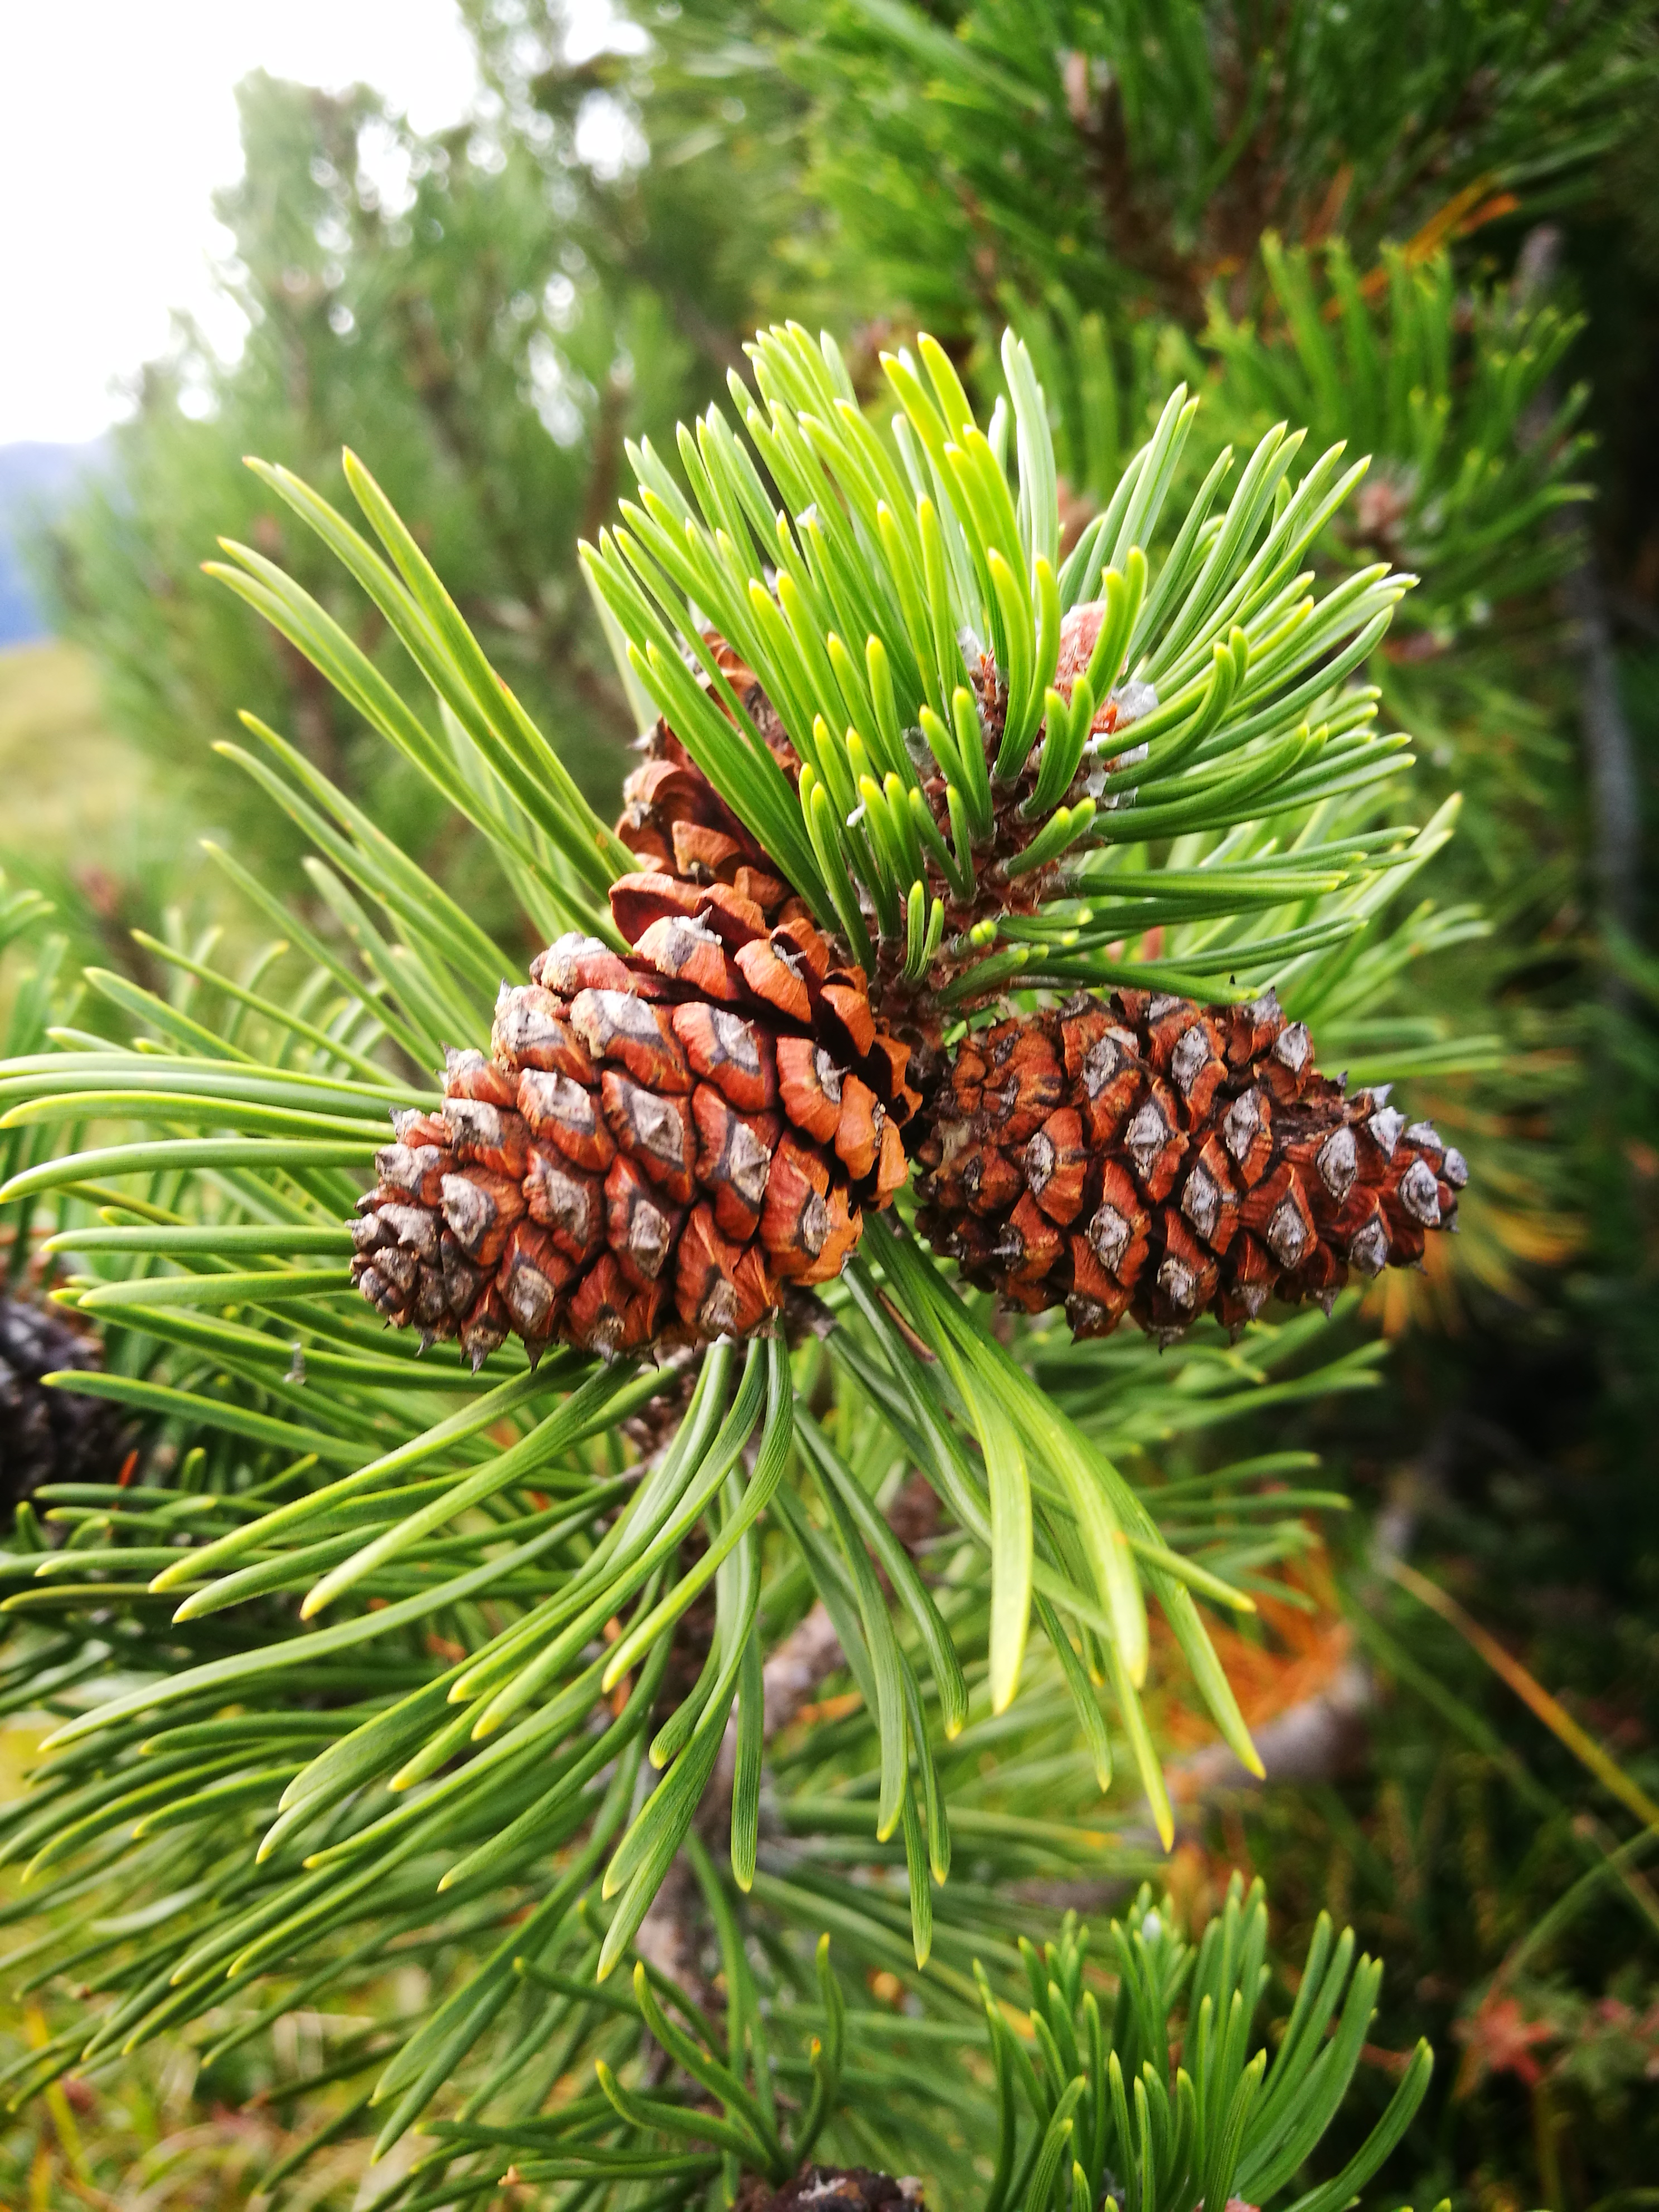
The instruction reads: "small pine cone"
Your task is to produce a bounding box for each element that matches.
[612,624,1136,977]
[615,636,802,920]
[351,875,918,1365]
[913,988,1466,1344]
[1,1294,126,1516]
[739,2173,923,2212]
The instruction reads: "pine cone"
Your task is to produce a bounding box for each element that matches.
[615,636,801,915]
[350,871,918,1365]
[739,2171,923,2212]
[617,620,1113,943]
[913,988,1465,1343]
[0,1294,125,1516]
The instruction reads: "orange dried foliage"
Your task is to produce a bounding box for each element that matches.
[1152,1542,1352,1755]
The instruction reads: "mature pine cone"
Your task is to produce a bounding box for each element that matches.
[913,987,1465,1343]
[350,870,917,1365]
[0,1294,124,1516]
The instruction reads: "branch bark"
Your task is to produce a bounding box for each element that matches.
[1515,223,1642,952]
[1561,555,1642,944]
[633,1601,849,1996]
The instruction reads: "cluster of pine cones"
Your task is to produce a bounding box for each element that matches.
[350,635,1464,1362]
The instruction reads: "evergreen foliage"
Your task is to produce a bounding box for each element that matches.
[0,327,1462,2204]
[5,1,1656,2205]
[636,0,1654,328]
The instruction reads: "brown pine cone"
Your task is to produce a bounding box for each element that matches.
[0,1294,125,1517]
[738,2171,923,2212]
[350,871,918,1365]
[615,635,801,917]
[913,987,1465,1344]
[613,627,1086,958]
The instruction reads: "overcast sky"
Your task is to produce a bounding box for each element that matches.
[0,2,482,447]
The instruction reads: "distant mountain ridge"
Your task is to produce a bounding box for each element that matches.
[0,441,106,646]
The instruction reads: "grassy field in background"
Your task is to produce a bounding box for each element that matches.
[0,642,151,871]
[0,639,226,1031]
